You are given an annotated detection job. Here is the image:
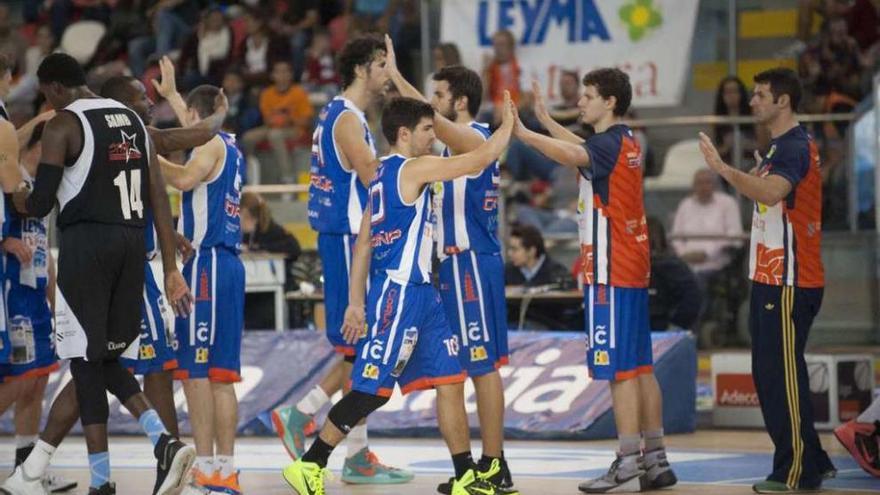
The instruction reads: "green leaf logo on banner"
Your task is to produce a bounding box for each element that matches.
[619,0,663,41]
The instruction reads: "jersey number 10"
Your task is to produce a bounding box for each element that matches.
[113,169,145,220]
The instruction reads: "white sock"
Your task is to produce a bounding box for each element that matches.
[857,397,880,423]
[195,456,214,474]
[15,435,37,449]
[21,440,55,478]
[216,455,234,478]
[346,424,368,458]
[296,386,330,416]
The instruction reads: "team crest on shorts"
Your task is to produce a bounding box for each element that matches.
[139,344,156,360]
[470,345,488,362]
[195,347,209,364]
[362,363,380,379]
[593,350,610,366]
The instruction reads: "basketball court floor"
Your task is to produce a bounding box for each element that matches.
[1,430,877,494]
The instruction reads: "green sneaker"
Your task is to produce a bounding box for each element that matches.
[341,448,414,484]
[272,406,314,460]
[752,480,823,493]
[282,459,331,495]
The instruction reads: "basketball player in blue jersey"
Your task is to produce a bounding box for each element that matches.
[282,95,516,495]
[159,84,246,495]
[271,34,411,484]
[383,36,514,491]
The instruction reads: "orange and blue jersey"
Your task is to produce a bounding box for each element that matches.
[749,125,824,288]
[577,124,650,288]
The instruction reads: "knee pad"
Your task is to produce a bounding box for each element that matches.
[326,390,389,433]
[344,354,356,364]
[103,360,141,405]
[70,359,109,426]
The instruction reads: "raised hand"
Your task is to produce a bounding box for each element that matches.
[150,56,178,99]
[532,79,550,121]
[698,132,727,174]
[384,34,398,75]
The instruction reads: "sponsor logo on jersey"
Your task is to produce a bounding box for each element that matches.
[595,285,608,305]
[139,343,156,360]
[371,230,402,247]
[463,272,479,302]
[362,363,380,379]
[108,341,128,351]
[391,328,418,377]
[593,350,609,366]
[380,288,398,333]
[197,268,211,301]
[470,345,488,362]
[310,175,334,193]
[195,347,209,364]
[108,130,142,163]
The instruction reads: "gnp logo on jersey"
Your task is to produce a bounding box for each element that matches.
[362,363,380,379]
[108,130,142,163]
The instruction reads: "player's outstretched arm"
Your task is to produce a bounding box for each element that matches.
[532,80,584,145]
[698,132,791,206]
[15,112,74,216]
[159,136,223,191]
[147,135,194,317]
[0,119,23,192]
[150,90,229,154]
[151,55,191,127]
[384,34,483,155]
[335,112,379,186]
[514,103,589,169]
[342,205,372,344]
[15,110,55,150]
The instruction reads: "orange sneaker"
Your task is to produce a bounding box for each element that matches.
[834,419,880,478]
[181,468,218,495]
[206,471,242,495]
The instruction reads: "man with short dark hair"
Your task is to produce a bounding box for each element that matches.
[515,68,677,493]
[504,224,570,288]
[699,67,835,493]
[2,52,195,495]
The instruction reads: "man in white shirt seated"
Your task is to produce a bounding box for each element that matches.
[670,168,744,287]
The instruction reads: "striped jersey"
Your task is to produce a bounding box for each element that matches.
[749,125,823,288]
[369,154,433,285]
[308,96,376,235]
[577,124,650,288]
[432,122,500,260]
[6,170,48,289]
[178,132,243,252]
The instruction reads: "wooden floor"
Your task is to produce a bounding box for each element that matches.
[1,430,876,495]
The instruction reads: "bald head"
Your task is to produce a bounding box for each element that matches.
[692,168,717,203]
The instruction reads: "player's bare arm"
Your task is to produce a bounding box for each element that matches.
[698,132,791,206]
[384,34,483,155]
[15,110,55,150]
[399,92,514,204]
[342,204,372,344]
[159,136,223,191]
[149,90,228,154]
[514,104,589,169]
[151,55,191,126]
[532,80,584,145]
[147,135,194,317]
[335,112,379,186]
[14,112,80,216]
[0,119,23,192]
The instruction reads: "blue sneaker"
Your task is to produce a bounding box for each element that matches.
[271,406,315,460]
[341,448,414,484]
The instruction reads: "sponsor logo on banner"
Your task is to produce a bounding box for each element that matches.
[441,0,699,107]
[716,373,760,407]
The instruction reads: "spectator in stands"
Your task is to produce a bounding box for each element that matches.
[86,0,153,71]
[265,0,321,79]
[345,0,399,33]
[549,69,582,129]
[514,180,578,235]
[242,60,314,184]
[178,6,233,89]
[847,0,880,54]
[647,217,702,331]
[482,29,533,126]
[0,5,25,75]
[505,224,572,288]
[713,76,758,166]
[7,25,56,110]
[221,69,260,136]
[424,42,461,98]
[670,168,744,288]
[238,10,291,86]
[44,0,111,40]
[149,0,201,58]
[240,191,302,330]
[799,15,866,102]
[302,29,339,99]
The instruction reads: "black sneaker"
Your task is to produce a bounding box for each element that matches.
[88,482,115,495]
[153,434,195,495]
[642,450,677,490]
[437,459,518,495]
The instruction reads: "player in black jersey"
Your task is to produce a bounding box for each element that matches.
[1,53,195,495]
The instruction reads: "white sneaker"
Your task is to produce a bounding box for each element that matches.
[42,472,77,493]
[1,466,49,495]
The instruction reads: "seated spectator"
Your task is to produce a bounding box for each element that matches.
[240,191,302,330]
[670,169,744,287]
[220,69,261,136]
[647,217,702,331]
[302,29,339,100]
[549,69,582,128]
[505,224,572,288]
[242,60,314,184]
[238,10,291,87]
[177,7,233,89]
[514,180,578,235]
[712,76,758,166]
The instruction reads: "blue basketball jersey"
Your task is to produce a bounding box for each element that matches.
[5,201,49,290]
[433,122,501,260]
[308,97,375,235]
[369,154,433,285]
[178,132,243,252]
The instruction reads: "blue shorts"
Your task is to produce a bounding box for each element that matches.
[585,284,653,381]
[3,280,58,381]
[174,247,244,383]
[351,278,465,397]
[317,233,357,356]
[121,262,178,375]
[438,251,509,377]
